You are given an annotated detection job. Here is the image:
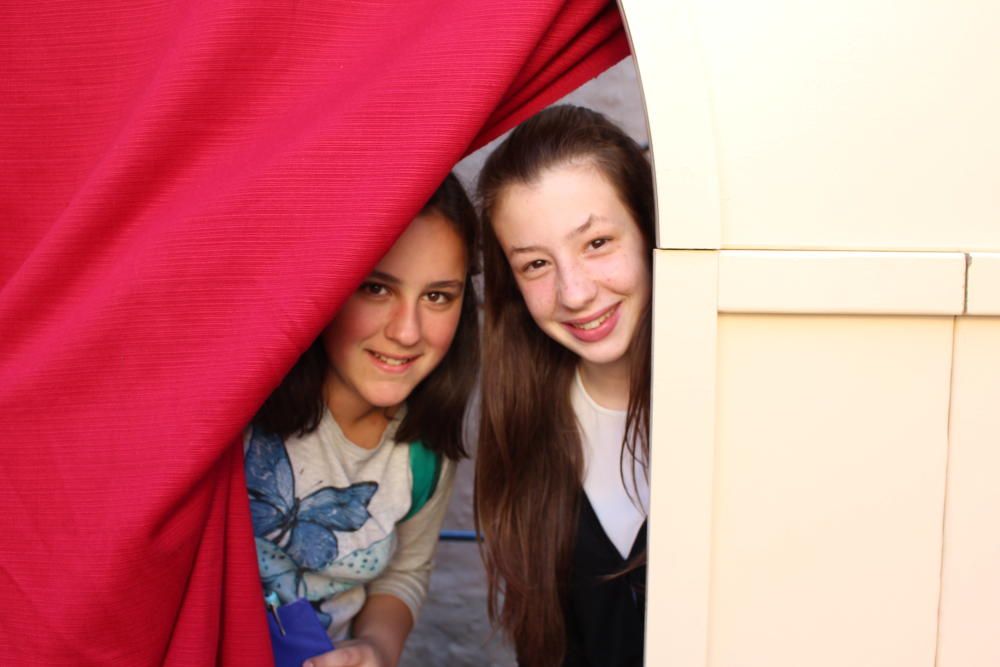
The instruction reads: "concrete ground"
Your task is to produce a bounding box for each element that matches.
[400,456,516,666]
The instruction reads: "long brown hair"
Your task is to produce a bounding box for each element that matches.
[474,105,654,666]
[253,172,479,460]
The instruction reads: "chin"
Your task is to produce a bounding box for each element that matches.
[551,333,630,368]
[362,386,414,410]
[577,348,630,367]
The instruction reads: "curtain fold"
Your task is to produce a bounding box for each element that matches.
[0,1,627,663]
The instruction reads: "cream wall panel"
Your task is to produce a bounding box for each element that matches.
[646,250,718,666]
[702,1,1000,250]
[617,0,721,250]
[619,0,1000,251]
[709,315,952,667]
[718,251,966,315]
[967,253,1000,315]
[937,317,1000,667]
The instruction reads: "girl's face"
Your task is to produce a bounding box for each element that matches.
[322,210,467,416]
[491,163,650,374]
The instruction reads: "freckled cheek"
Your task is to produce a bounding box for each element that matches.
[518,281,557,320]
[323,299,387,352]
[422,307,463,356]
[597,258,648,296]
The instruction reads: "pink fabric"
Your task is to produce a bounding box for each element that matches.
[0,1,627,664]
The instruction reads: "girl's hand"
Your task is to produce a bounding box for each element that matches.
[303,639,389,667]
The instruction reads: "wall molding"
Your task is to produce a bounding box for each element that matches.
[717,250,967,315]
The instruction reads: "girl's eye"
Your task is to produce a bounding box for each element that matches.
[424,291,454,304]
[522,258,548,273]
[589,237,610,250]
[360,282,388,297]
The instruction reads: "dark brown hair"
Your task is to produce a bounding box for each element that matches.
[474,105,653,665]
[253,173,479,460]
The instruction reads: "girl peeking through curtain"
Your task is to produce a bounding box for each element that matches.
[244,174,479,667]
[475,105,652,667]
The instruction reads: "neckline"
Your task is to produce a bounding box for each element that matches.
[319,405,404,455]
[574,369,628,417]
[579,489,647,562]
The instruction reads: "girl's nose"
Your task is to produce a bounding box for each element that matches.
[384,300,422,347]
[557,261,598,311]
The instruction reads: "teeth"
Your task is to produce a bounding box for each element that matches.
[372,352,411,366]
[573,308,615,331]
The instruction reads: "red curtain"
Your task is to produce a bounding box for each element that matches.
[0,1,627,664]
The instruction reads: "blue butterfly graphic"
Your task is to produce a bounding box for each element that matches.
[245,428,378,571]
[252,538,318,627]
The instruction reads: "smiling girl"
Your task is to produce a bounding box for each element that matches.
[475,106,653,667]
[245,174,478,667]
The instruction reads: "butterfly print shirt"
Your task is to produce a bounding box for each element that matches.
[244,409,455,641]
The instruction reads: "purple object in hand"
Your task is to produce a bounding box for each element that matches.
[266,597,334,667]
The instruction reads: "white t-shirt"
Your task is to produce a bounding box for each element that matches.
[571,371,650,559]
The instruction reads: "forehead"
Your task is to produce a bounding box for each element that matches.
[375,210,467,279]
[492,164,634,249]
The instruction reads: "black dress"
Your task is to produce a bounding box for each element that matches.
[562,491,647,667]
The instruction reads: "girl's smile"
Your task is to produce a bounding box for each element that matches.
[365,349,421,372]
[562,302,621,342]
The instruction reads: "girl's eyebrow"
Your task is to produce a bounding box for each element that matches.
[509,243,544,256]
[368,270,400,284]
[427,279,464,290]
[567,214,613,239]
[568,216,594,239]
[369,270,463,291]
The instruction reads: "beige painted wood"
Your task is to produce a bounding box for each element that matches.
[622,4,1000,667]
[619,0,1000,251]
[967,253,1000,315]
[617,0,721,250]
[646,249,718,666]
[718,251,966,315]
[937,317,1000,667]
[710,315,952,667]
